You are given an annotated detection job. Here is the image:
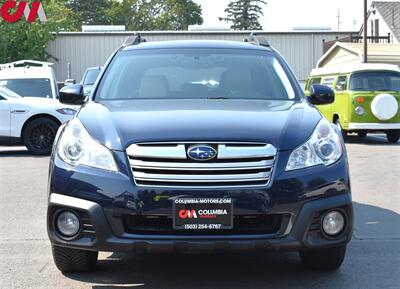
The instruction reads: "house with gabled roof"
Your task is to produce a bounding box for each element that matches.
[317,42,400,68]
[364,1,400,44]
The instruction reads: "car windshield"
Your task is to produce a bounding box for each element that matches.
[95,48,297,101]
[83,69,101,85]
[350,71,400,91]
[0,86,22,98]
[0,78,52,98]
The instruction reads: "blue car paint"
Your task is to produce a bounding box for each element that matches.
[77,99,321,152]
[48,40,353,254]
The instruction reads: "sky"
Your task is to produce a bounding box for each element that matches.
[193,0,400,31]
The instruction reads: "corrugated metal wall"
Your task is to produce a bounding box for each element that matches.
[46,31,352,82]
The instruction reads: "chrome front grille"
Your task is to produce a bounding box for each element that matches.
[126,142,277,188]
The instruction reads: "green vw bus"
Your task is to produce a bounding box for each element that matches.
[306,64,400,143]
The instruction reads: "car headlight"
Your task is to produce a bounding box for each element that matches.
[57,118,118,172]
[286,118,343,171]
[56,108,77,116]
[355,106,365,116]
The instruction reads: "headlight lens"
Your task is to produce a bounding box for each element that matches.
[57,118,118,172]
[286,118,343,171]
[322,211,345,236]
[355,106,365,116]
[56,211,80,237]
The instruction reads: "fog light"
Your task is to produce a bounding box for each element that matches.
[322,211,345,236]
[355,106,365,116]
[56,211,80,237]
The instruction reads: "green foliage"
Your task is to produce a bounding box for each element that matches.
[220,0,267,30]
[67,0,112,27]
[0,0,203,63]
[0,0,75,63]
[108,0,203,30]
[153,0,203,30]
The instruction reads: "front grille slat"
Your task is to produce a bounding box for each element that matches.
[127,142,277,188]
[133,171,270,182]
[127,144,187,159]
[218,144,276,159]
[130,159,274,171]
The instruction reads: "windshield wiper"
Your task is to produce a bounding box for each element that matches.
[205,96,230,99]
[375,89,400,92]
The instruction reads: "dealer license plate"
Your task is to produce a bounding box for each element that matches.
[173,198,233,230]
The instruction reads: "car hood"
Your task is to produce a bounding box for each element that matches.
[77,99,322,151]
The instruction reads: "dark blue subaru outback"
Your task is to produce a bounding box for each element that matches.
[48,35,353,273]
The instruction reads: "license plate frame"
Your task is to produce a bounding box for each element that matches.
[173,198,233,230]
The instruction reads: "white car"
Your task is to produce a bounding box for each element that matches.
[0,85,78,155]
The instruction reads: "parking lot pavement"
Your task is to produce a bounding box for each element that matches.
[0,134,399,289]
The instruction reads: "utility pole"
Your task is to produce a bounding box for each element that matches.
[363,0,368,63]
[337,9,341,31]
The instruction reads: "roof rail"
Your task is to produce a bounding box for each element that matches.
[244,32,270,47]
[0,60,53,70]
[122,33,146,47]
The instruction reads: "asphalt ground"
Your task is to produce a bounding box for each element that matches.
[0,134,399,289]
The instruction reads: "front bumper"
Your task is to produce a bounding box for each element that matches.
[47,148,353,253]
[348,122,400,131]
[48,192,353,253]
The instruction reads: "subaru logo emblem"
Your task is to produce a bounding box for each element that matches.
[187,145,217,161]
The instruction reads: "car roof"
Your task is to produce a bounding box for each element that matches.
[310,63,400,77]
[122,40,272,52]
[0,66,54,79]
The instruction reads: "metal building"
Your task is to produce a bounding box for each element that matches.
[46,31,354,83]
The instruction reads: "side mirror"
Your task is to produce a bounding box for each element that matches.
[308,84,335,105]
[59,84,86,105]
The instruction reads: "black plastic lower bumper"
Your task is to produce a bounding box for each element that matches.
[47,193,353,253]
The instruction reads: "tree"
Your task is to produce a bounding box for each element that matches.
[219,0,267,30]
[107,0,203,31]
[0,0,75,63]
[67,0,112,27]
[153,0,203,30]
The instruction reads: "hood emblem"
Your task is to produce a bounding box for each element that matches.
[187,145,217,161]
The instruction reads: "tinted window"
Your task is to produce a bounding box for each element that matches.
[336,76,347,91]
[350,71,400,91]
[83,69,101,85]
[0,78,52,98]
[96,49,297,101]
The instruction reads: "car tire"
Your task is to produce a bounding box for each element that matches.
[334,118,347,141]
[386,131,400,143]
[22,118,59,155]
[357,131,367,138]
[52,246,98,273]
[299,245,346,271]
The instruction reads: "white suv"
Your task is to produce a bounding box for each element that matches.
[0,61,78,155]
